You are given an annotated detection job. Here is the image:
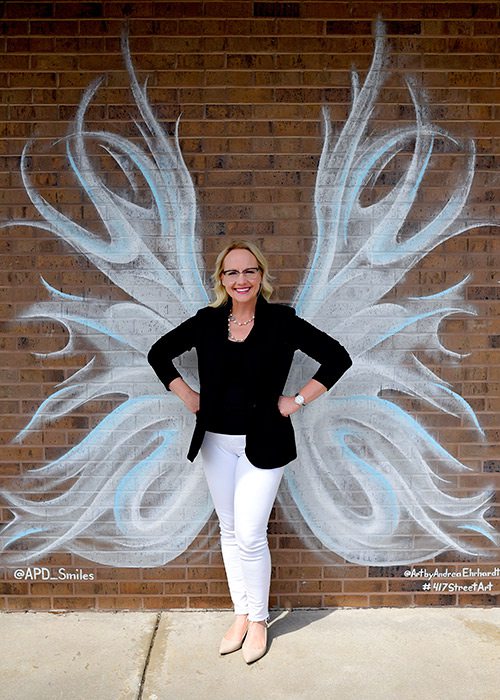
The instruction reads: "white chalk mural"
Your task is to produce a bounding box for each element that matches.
[1,23,497,567]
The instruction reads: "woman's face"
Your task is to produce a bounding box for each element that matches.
[220,248,262,305]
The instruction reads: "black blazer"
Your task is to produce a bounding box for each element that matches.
[147,295,352,469]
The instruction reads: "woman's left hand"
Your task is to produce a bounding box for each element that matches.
[278,395,302,417]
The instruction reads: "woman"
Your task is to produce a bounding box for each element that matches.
[147,240,352,664]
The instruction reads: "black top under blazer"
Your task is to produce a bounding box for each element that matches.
[147,294,352,469]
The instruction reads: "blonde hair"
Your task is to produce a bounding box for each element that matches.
[209,240,274,307]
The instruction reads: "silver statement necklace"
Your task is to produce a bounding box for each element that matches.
[228,311,255,342]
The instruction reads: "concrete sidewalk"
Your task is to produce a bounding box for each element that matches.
[1,608,499,700]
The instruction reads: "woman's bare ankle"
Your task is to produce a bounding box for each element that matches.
[223,614,247,640]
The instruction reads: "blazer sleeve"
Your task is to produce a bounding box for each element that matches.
[147,311,200,391]
[290,310,352,390]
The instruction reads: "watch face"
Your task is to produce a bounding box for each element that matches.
[294,394,305,405]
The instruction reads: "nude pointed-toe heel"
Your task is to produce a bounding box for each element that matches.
[219,622,249,655]
[219,633,247,655]
[242,621,268,664]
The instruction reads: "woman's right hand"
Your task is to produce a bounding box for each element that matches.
[168,377,200,414]
[184,390,200,414]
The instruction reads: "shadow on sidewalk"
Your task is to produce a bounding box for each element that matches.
[267,608,335,646]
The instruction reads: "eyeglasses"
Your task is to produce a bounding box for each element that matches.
[221,267,261,279]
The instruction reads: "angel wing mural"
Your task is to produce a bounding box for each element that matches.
[1,23,497,568]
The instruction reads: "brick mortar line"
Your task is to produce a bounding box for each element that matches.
[5,49,336,53]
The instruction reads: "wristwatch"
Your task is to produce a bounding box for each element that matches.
[294,393,306,406]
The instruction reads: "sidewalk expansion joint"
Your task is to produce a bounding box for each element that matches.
[137,611,162,700]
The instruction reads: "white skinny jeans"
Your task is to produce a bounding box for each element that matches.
[200,431,285,622]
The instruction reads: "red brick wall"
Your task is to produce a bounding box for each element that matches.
[1,1,498,610]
